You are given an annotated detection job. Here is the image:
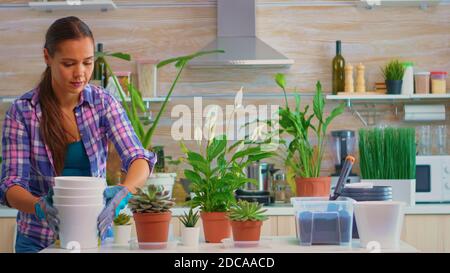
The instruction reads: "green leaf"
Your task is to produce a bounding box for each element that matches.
[227,140,244,153]
[207,137,227,162]
[247,152,274,163]
[275,73,286,90]
[231,147,262,162]
[184,170,203,184]
[108,52,131,61]
[313,81,324,123]
[324,103,345,129]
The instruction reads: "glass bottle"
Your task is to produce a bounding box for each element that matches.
[332,40,346,95]
[93,43,108,88]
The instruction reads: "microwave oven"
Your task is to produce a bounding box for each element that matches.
[415,155,450,203]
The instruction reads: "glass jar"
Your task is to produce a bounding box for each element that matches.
[430,71,448,94]
[414,72,430,94]
[273,172,287,204]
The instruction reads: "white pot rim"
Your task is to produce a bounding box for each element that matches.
[54,204,104,207]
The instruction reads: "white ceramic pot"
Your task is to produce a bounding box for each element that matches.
[53,195,104,206]
[145,173,176,198]
[361,179,415,207]
[54,177,107,189]
[53,187,104,197]
[354,201,405,250]
[55,204,104,249]
[113,225,132,245]
[181,226,200,248]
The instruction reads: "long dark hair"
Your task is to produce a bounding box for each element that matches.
[38,16,94,175]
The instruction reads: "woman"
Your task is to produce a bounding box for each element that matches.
[0,16,156,253]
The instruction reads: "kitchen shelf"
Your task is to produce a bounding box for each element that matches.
[326,93,450,126]
[28,0,116,12]
[0,96,169,110]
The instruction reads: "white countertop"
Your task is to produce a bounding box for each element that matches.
[2,203,450,218]
[40,236,418,253]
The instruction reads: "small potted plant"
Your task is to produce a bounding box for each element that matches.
[359,127,416,207]
[181,132,274,243]
[228,200,268,245]
[381,59,405,94]
[112,212,132,245]
[274,73,345,197]
[179,208,200,247]
[128,185,176,249]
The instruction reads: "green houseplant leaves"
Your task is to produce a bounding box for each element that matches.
[181,134,274,213]
[274,74,345,179]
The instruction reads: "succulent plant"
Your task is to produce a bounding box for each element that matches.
[180,208,200,228]
[113,212,132,226]
[128,185,176,214]
[228,200,268,222]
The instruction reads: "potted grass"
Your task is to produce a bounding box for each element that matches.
[381,59,405,95]
[359,127,416,207]
[113,212,132,245]
[274,74,345,197]
[128,185,176,249]
[228,200,268,246]
[97,49,224,190]
[181,133,273,243]
[179,208,200,247]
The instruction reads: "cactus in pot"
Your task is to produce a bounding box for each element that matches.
[228,200,268,244]
[128,185,175,248]
[113,212,132,245]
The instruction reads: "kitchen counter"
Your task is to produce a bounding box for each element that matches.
[2,203,450,218]
[40,236,419,253]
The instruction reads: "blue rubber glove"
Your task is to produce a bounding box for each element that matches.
[34,188,60,236]
[97,186,132,241]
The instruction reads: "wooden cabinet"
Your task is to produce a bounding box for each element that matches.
[0,218,16,253]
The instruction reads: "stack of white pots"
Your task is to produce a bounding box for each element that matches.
[53,177,106,249]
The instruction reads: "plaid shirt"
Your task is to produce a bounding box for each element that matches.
[0,84,156,248]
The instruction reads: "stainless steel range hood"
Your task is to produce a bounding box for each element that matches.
[188,0,294,68]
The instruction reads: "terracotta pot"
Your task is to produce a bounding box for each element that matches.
[230,220,263,242]
[295,176,331,197]
[200,212,231,243]
[133,211,172,243]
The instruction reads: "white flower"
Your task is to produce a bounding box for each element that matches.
[194,126,203,146]
[249,123,266,142]
[234,87,243,110]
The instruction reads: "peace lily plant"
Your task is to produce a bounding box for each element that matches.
[273,73,345,197]
[179,89,275,243]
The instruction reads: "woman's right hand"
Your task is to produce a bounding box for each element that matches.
[34,189,60,235]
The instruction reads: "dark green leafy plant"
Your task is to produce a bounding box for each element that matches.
[181,134,274,212]
[95,50,224,149]
[274,73,345,179]
[128,185,176,213]
[228,200,268,222]
[179,208,200,227]
[113,213,132,226]
[381,59,405,81]
[359,127,416,180]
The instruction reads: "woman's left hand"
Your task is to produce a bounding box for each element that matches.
[97,185,132,241]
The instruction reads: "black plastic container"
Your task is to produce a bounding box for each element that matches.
[386,80,403,94]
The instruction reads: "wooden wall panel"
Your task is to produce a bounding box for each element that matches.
[0,1,448,176]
